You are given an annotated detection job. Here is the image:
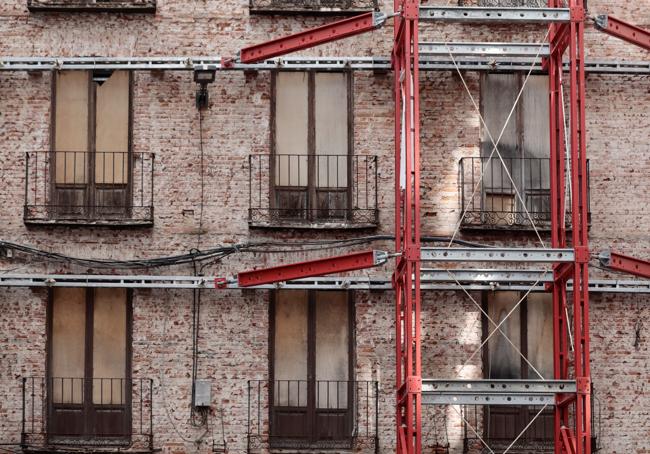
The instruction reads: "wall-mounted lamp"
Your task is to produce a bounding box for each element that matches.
[92,69,113,86]
[194,69,216,110]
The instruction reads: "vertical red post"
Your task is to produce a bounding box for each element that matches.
[549,1,590,453]
[392,0,421,453]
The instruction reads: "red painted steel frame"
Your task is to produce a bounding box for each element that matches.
[236,250,381,286]
[392,1,421,454]
[240,11,381,63]
[604,251,650,279]
[595,15,650,52]
[549,1,591,453]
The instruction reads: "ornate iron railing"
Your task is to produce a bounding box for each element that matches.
[458,157,590,230]
[249,154,378,228]
[27,0,156,13]
[20,377,154,451]
[24,151,154,225]
[247,379,378,452]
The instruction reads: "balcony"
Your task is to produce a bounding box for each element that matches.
[247,380,378,452]
[249,0,375,15]
[458,157,590,231]
[27,0,156,13]
[24,151,154,227]
[249,154,379,229]
[20,377,154,450]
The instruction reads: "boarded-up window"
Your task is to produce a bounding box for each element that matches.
[480,74,550,220]
[483,291,554,443]
[273,72,351,221]
[52,70,131,218]
[48,288,131,438]
[271,290,353,442]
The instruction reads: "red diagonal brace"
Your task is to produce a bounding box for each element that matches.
[595,15,650,51]
[240,12,386,63]
[237,250,386,287]
[561,427,577,454]
[601,250,650,279]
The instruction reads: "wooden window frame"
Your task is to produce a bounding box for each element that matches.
[45,288,133,443]
[49,70,134,222]
[268,290,356,446]
[270,71,354,224]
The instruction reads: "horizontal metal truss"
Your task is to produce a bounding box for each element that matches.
[419,42,549,57]
[419,7,570,23]
[421,247,574,263]
[1,56,648,74]
[3,272,650,293]
[421,379,576,406]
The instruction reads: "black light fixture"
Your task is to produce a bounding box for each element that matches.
[92,68,113,86]
[194,68,216,110]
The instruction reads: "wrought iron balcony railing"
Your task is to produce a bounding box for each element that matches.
[249,0,375,14]
[458,157,590,230]
[27,0,156,13]
[20,377,154,450]
[247,379,378,452]
[249,154,379,228]
[24,151,154,226]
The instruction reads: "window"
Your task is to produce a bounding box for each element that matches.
[272,72,352,223]
[478,74,550,227]
[482,292,554,447]
[27,0,156,13]
[48,288,132,442]
[270,290,353,447]
[52,70,133,221]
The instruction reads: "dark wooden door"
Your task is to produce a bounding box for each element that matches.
[48,288,131,443]
[270,290,353,446]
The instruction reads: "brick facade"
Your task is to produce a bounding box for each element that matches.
[1,0,649,453]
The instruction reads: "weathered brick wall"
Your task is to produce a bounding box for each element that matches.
[1,0,649,453]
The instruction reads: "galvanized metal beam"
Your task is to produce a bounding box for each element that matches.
[419,42,550,57]
[419,7,570,23]
[421,248,574,263]
[421,379,576,406]
[1,55,648,74]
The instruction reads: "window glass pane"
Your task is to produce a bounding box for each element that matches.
[55,71,89,184]
[95,71,130,185]
[315,291,349,408]
[487,291,521,379]
[51,288,86,404]
[526,293,554,379]
[275,72,308,187]
[92,288,127,405]
[274,290,308,406]
[315,73,348,188]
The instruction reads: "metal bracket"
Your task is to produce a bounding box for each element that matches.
[570,5,585,22]
[402,2,418,20]
[576,377,591,395]
[574,246,590,264]
[406,376,422,393]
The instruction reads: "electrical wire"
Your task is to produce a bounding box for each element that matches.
[0,236,493,270]
[197,108,205,250]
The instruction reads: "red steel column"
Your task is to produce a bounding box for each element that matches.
[393,0,421,453]
[569,1,591,453]
[548,1,570,452]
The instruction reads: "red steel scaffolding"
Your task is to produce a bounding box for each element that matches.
[233,2,650,453]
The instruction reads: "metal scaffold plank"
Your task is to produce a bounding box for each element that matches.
[421,247,574,263]
[421,379,576,406]
[419,7,570,23]
[419,42,550,57]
